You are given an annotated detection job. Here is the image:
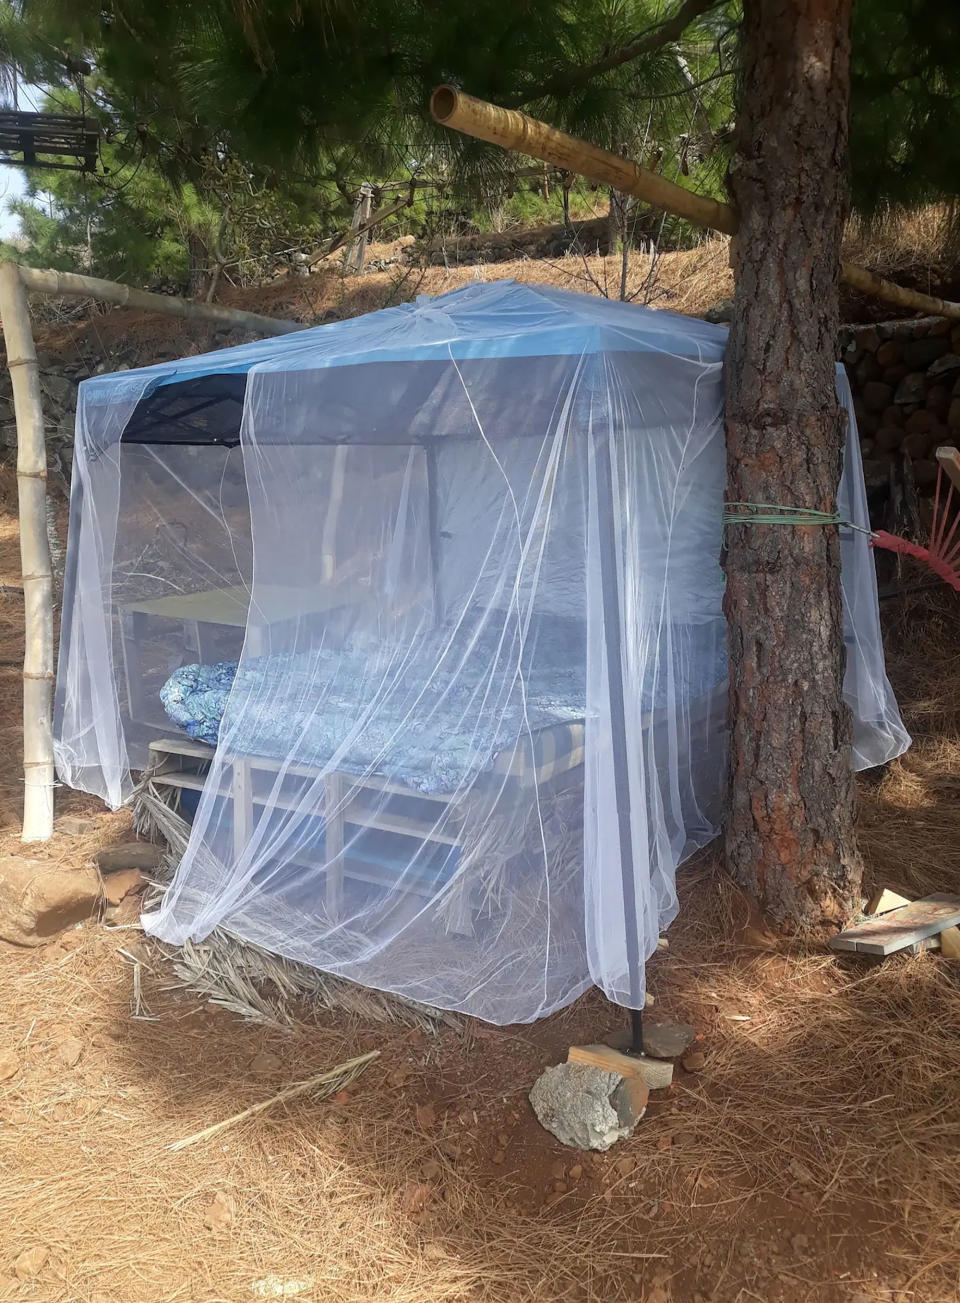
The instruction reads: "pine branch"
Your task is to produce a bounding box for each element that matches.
[507,0,723,107]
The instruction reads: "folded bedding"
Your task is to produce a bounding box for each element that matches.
[160,615,725,794]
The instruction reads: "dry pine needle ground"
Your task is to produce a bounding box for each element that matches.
[0,375,959,1302]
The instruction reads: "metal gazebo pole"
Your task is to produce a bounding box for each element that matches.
[594,425,645,1054]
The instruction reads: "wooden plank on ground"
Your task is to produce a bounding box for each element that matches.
[567,1043,673,1090]
[939,926,960,960]
[936,445,960,494]
[866,887,912,916]
[829,893,960,956]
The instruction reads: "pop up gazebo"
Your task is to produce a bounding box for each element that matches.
[54,281,909,1023]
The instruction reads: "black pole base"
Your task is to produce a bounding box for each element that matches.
[625,1006,644,1057]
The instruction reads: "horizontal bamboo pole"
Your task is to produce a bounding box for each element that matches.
[431,85,738,236]
[16,265,306,335]
[430,85,960,324]
[0,261,54,841]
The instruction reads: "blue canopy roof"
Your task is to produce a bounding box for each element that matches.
[81,280,728,405]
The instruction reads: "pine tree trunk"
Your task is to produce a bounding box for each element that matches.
[723,0,862,927]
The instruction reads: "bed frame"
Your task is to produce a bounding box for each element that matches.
[143,735,494,928]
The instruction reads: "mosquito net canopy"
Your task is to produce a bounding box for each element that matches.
[54,281,910,1023]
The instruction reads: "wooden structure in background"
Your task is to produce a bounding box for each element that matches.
[0,111,100,173]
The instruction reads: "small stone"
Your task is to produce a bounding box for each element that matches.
[553,1180,567,1194]
[791,1233,809,1252]
[611,1075,650,1130]
[550,1159,566,1180]
[875,339,902,367]
[415,1102,437,1129]
[682,1049,706,1072]
[249,1050,282,1074]
[100,868,145,907]
[894,372,928,405]
[903,337,948,370]
[96,842,165,874]
[0,858,100,947]
[640,1021,696,1060]
[902,431,931,459]
[497,1131,509,1148]
[789,1157,815,1185]
[861,381,893,413]
[203,1190,235,1232]
[614,1154,636,1176]
[56,1036,84,1068]
[491,1149,505,1164]
[905,408,935,435]
[421,1159,442,1180]
[14,1246,48,1280]
[874,426,903,452]
[568,1163,583,1181]
[56,815,98,836]
[0,1048,19,1081]
[401,1180,433,1215]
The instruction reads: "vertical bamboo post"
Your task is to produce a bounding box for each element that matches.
[0,261,54,841]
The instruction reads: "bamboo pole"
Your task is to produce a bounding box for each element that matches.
[0,261,54,841]
[430,85,960,324]
[430,85,738,236]
[16,266,306,335]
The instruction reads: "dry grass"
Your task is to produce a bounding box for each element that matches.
[18,201,960,375]
[2,508,960,1299]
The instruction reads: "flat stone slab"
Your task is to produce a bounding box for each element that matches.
[97,842,165,874]
[614,1020,696,1060]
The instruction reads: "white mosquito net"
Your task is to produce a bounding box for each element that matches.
[54,281,910,1022]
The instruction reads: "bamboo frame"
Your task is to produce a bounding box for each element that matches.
[430,86,960,324]
[16,266,305,335]
[0,261,55,841]
[1,259,304,841]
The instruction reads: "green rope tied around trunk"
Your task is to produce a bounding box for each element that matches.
[723,502,873,536]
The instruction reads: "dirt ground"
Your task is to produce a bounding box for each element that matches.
[1,450,960,1302]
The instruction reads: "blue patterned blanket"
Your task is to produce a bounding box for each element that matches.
[160,617,725,794]
[160,618,588,794]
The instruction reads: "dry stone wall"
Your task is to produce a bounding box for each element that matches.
[841,316,960,494]
[1,310,957,513]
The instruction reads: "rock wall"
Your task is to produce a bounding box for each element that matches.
[841,316,960,493]
[2,309,958,510]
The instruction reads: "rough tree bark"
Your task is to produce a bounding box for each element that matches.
[723,0,863,926]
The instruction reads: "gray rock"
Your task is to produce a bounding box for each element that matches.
[902,337,948,370]
[894,372,927,405]
[97,841,165,873]
[640,1020,697,1059]
[529,1062,635,1151]
[39,373,74,405]
[928,353,960,379]
[703,299,734,324]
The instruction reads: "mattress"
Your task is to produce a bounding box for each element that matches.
[160,616,589,795]
[159,616,726,795]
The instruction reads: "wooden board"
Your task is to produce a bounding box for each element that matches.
[567,1043,673,1090]
[936,445,960,494]
[866,887,912,916]
[829,893,960,955]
